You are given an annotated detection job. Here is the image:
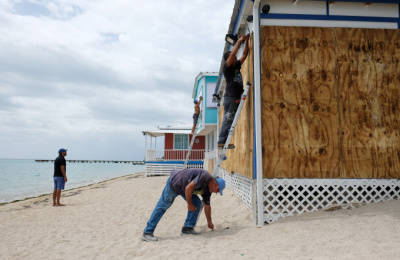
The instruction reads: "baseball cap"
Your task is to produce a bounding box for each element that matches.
[216,177,226,196]
[194,100,198,103]
[58,148,68,154]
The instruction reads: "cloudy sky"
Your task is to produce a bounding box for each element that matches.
[0,0,232,160]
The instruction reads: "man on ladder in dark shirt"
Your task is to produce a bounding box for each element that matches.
[217,34,249,149]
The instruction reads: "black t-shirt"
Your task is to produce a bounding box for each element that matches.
[170,168,212,205]
[54,156,66,177]
[223,60,244,98]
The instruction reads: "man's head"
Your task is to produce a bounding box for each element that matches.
[194,100,198,104]
[224,51,238,64]
[208,177,226,196]
[223,51,231,61]
[58,148,68,156]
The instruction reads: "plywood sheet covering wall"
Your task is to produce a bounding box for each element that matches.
[219,36,254,178]
[261,26,340,178]
[260,26,400,179]
[336,28,400,178]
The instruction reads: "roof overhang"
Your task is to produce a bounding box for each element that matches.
[142,129,191,137]
[142,122,193,137]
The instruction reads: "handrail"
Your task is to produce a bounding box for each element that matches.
[146,149,206,161]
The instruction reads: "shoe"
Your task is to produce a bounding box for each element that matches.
[181,227,200,236]
[218,143,235,149]
[142,233,158,242]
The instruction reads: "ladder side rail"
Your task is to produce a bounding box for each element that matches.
[184,121,200,167]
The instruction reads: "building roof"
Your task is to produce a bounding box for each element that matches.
[142,122,192,137]
[192,72,218,99]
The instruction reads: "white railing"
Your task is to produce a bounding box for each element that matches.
[145,149,205,161]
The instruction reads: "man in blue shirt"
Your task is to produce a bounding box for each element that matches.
[142,168,226,242]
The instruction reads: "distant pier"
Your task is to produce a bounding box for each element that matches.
[35,159,145,165]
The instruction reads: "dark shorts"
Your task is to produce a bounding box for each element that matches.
[193,113,199,125]
[54,176,65,190]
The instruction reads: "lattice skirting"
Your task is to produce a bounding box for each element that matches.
[220,169,253,210]
[263,178,400,224]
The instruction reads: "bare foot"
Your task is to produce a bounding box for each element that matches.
[53,203,56,207]
[56,203,65,206]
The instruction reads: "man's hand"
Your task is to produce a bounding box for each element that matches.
[188,203,197,212]
[208,222,214,230]
[64,177,68,182]
[239,34,247,43]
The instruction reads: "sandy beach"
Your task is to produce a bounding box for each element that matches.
[1,172,399,260]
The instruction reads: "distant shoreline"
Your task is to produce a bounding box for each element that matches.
[0,171,145,206]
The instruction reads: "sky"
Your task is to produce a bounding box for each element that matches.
[0,0,233,160]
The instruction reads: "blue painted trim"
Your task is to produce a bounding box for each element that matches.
[146,161,204,164]
[261,13,400,23]
[326,1,329,16]
[232,0,247,34]
[252,80,257,179]
[218,0,246,94]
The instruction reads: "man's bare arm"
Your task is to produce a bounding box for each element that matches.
[239,36,249,64]
[204,204,214,230]
[185,181,196,211]
[226,35,247,67]
[61,165,68,182]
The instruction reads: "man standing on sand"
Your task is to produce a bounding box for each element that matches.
[217,34,249,149]
[142,168,226,242]
[191,96,202,135]
[53,148,68,206]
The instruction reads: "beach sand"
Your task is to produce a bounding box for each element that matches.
[1,173,400,260]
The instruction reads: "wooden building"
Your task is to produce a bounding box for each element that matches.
[214,0,400,225]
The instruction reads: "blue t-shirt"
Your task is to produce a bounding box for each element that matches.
[170,169,212,205]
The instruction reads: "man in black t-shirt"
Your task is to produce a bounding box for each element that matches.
[53,148,68,206]
[142,168,226,242]
[217,34,249,148]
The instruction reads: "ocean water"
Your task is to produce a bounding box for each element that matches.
[0,159,145,204]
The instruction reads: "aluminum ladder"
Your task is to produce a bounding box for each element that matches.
[212,82,251,177]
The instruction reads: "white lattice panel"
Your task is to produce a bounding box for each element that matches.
[145,164,184,177]
[263,178,400,224]
[220,169,253,209]
[145,163,203,177]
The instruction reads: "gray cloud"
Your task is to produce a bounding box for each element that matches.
[0,0,232,160]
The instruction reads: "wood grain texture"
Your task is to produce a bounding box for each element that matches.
[336,28,400,178]
[260,26,340,178]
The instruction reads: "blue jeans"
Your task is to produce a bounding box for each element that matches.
[143,178,203,234]
[218,96,240,144]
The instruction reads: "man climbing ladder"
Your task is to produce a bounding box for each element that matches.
[217,34,249,149]
[212,82,250,177]
[184,97,203,168]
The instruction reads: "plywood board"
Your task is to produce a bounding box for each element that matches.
[336,28,400,178]
[260,26,340,178]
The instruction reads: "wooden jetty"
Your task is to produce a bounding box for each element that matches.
[35,159,145,165]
